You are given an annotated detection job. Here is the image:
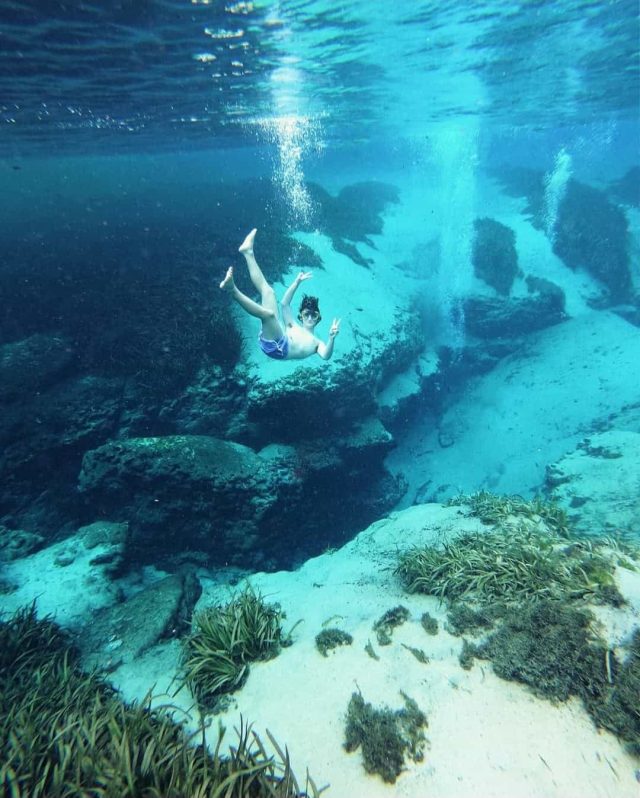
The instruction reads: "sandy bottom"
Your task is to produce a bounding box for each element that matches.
[109,504,640,798]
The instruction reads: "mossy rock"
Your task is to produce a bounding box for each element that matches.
[472,217,519,296]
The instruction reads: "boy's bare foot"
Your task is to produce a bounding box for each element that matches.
[239,228,257,255]
[219,266,235,291]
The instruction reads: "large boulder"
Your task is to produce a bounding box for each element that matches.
[78,435,293,567]
[76,570,201,672]
[78,421,404,569]
[463,276,566,339]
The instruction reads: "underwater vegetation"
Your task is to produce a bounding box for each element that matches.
[451,490,570,535]
[396,492,631,605]
[420,612,439,635]
[373,605,410,646]
[315,627,353,657]
[468,601,640,754]
[181,585,292,712]
[587,629,640,755]
[344,691,427,784]
[0,603,318,797]
[472,600,609,701]
[394,492,640,754]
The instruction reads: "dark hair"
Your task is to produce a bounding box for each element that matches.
[298,294,321,322]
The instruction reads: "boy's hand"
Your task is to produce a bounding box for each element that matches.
[329,318,341,337]
[296,271,313,283]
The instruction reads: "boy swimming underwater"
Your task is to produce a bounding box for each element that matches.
[220,228,340,361]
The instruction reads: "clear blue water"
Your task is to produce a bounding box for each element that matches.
[1,0,638,523]
[1,0,638,156]
[1,2,639,792]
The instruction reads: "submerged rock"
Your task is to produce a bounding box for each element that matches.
[77,570,201,672]
[78,420,402,569]
[472,217,519,296]
[247,312,424,442]
[78,435,289,567]
[554,180,632,302]
[0,333,74,401]
[463,286,565,338]
[0,525,45,561]
[609,166,640,208]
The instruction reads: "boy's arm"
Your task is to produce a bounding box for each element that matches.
[317,318,340,360]
[281,271,312,325]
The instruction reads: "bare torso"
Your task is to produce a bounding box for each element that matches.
[285,323,320,359]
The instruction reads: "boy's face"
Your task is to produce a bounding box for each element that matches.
[300,309,320,328]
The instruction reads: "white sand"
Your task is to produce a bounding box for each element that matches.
[4,501,638,795]
[387,310,640,505]
[106,503,640,798]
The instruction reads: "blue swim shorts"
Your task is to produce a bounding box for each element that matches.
[258,332,289,360]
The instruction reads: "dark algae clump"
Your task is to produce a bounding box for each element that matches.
[420,612,439,635]
[584,628,640,755]
[373,605,410,645]
[475,600,640,754]
[344,691,427,783]
[315,627,353,657]
[476,600,607,701]
[447,603,496,636]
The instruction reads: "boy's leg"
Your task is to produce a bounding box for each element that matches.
[237,229,282,339]
[220,267,267,318]
[220,267,283,340]
[239,230,278,309]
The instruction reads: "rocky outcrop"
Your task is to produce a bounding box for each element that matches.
[464,280,566,339]
[78,435,292,566]
[246,312,424,443]
[0,374,127,532]
[304,181,399,268]
[0,525,45,561]
[554,180,632,302]
[78,419,401,569]
[1,376,125,472]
